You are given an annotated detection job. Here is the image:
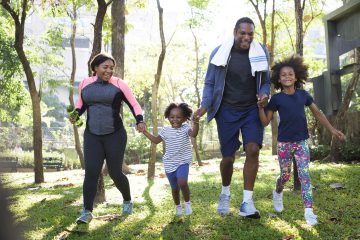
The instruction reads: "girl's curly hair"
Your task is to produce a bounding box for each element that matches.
[270,55,309,90]
[164,103,193,121]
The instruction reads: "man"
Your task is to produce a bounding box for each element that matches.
[193,17,270,218]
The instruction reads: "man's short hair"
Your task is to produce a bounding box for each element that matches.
[234,17,255,30]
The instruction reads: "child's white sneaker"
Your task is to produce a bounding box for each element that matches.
[184,202,192,215]
[305,208,318,225]
[273,190,284,212]
[176,205,183,216]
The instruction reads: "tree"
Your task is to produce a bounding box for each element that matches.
[187,0,211,166]
[148,0,166,179]
[90,0,113,203]
[1,0,44,183]
[0,17,25,122]
[66,0,85,169]
[111,0,133,174]
[249,0,278,155]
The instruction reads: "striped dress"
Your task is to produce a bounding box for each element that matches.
[159,124,192,173]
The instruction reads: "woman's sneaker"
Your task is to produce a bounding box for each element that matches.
[176,206,183,216]
[273,190,284,212]
[122,201,133,215]
[184,202,192,215]
[305,208,318,225]
[76,209,93,224]
[217,194,230,216]
[239,201,260,219]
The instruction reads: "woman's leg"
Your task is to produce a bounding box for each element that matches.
[276,142,294,193]
[83,130,105,211]
[294,141,313,208]
[104,128,131,201]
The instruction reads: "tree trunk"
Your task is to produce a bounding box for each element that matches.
[87,0,109,76]
[189,21,202,166]
[90,0,111,203]
[1,0,44,183]
[327,48,360,162]
[111,0,131,174]
[68,3,85,169]
[148,0,166,179]
[293,0,306,191]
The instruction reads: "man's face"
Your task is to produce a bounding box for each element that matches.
[233,23,254,50]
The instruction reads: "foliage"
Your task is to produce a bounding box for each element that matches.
[339,142,360,162]
[1,153,360,239]
[124,131,152,164]
[309,144,330,161]
[0,16,26,122]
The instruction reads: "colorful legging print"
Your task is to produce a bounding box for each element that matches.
[276,140,313,208]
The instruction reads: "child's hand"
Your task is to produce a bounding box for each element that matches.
[136,122,146,133]
[332,129,346,141]
[257,94,268,108]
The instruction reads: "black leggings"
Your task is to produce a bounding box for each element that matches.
[83,127,130,211]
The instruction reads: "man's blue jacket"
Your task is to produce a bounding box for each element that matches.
[201,44,271,122]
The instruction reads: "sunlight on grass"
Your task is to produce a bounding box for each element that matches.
[1,158,359,239]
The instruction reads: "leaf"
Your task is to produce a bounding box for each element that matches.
[282,235,295,240]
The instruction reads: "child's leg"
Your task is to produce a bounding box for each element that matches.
[166,171,181,205]
[293,141,313,208]
[176,164,190,202]
[276,142,294,193]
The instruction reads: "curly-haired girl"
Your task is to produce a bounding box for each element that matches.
[141,102,199,216]
[258,55,345,225]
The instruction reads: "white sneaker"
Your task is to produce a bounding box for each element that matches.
[217,194,231,216]
[305,208,318,225]
[176,206,183,216]
[273,190,284,212]
[184,202,192,215]
[239,201,260,219]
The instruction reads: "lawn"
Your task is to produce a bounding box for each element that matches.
[1,150,359,240]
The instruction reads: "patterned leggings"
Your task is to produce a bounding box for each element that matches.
[276,140,313,208]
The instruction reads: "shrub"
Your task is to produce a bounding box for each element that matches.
[310,145,330,161]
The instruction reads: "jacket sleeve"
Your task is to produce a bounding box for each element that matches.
[75,79,88,116]
[258,44,270,97]
[201,47,219,110]
[118,79,144,124]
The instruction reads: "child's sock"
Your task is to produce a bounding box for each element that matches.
[243,190,253,203]
[221,185,230,196]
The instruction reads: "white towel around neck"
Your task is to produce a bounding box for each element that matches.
[210,37,268,76]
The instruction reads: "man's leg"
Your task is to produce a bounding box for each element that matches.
[243,143,260,191]
[220,155,235,186]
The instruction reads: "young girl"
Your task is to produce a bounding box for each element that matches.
[258,56,345,225]
[141,103,199,216]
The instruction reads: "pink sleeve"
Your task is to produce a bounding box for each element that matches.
[75,80,84,109]
[116,79,143,116]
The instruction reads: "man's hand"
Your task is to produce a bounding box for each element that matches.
[193,107,207,121]
[257,94,269,108]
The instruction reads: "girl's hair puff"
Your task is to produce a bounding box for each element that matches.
[164,103,193,121]
[270,55,308,90]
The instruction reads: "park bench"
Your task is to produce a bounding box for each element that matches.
[43,157,64,171]
[0,157,18,172]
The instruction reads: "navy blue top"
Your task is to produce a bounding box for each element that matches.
[266,89,314,142]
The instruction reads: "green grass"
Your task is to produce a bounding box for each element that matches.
[1,152,360,240]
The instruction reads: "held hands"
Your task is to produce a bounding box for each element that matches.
[136,122,146,133]
[257,94,269,108]
[331,128,346,141]
[192,107,206,121]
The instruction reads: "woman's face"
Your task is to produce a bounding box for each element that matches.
[95,59,114,81]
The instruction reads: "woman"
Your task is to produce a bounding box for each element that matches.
[71,53,145,224]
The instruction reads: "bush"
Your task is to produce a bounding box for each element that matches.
[125,133,152,164]
[340,143,360,162]
[310,145,330,161]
